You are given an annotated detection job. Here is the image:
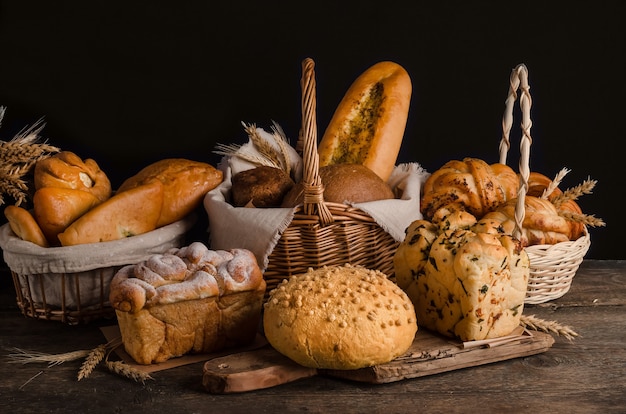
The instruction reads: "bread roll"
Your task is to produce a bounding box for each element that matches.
[3,205,49,247]
[317,61,412,182]
[263,264,417,370]
[526,171,585,241]
[118,158,223,227]
[420,157,519,220]
[477,196,574,246]
[57,180,164,246]
[109,242,266,364]
[31,151,112,245]
[34,151,111,202]
[231,166,294,208]
[33,187,100,245]
[281,164,394,207]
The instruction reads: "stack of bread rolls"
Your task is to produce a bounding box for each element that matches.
[4,152,223,247]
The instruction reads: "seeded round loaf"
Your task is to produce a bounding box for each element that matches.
[263,264,417,370]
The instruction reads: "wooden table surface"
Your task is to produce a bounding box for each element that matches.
[1,260,625,414]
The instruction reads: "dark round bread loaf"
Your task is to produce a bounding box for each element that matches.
[231,166,295,208]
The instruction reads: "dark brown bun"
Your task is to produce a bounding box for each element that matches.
[281,164,394,207]
[230,166,294,208]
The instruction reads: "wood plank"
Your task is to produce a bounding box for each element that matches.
[202,327,553,392]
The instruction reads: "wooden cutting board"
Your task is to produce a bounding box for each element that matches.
[202,327,554,393]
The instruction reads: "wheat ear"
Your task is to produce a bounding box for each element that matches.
[6,347,91,366]
[520,314,579,341]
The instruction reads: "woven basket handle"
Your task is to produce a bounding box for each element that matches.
[498,63,533,243]
[299,58,333,225]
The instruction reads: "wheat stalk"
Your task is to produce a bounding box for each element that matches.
[213,143,279,168]
[77,344,107,381]
[559,210,606,227]
[540,168,570,199]
[0,112,60,206]
[551,178,597,207]
[104,360,153,384]
[213,121,293,174]
[520,314,579,341]
[269,120,292,175]
[6,347,91,366]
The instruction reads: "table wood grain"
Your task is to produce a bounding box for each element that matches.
[1,260,625,413]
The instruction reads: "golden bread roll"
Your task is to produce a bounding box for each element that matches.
[31,151,112,245]
[57,180,164,246]
[34,151,112,202]
[110,242,266,364]
[3,205,49,247]
[263,264,417,370]
[230,166,294,208]
[281,164,394,207]
[33,187,100,245]
[526,171,585,241]
[477,196,573,246]
[118,158,223,227]
[317,61,412,182]
[420,157,519,220]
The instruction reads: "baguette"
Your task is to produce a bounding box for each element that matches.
[317,61,412,182]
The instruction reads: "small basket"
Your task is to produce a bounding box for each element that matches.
[0,214,196,324]
[499,64,591,304]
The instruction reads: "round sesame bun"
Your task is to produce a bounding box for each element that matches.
[263,264,417,370]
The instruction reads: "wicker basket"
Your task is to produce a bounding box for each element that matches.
[263,58,402,295]
[498,63,591,304]
[0,214,196,324]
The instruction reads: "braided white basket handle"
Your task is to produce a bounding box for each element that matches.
[499,64,533,243]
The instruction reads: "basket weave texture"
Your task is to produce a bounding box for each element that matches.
[0,214,196,324]
[499,64,590,304]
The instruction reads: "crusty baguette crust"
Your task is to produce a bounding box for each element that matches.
[318,61,412,182]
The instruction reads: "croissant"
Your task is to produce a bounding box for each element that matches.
[476,196,574,246]
[420,158,519,220]
[526,172,585,241]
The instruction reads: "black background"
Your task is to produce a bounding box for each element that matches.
[0,1,623,259]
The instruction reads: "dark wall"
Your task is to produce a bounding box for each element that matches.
[0,1,623,258]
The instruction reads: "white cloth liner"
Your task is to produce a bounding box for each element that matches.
[0,215,196,308]
[0,215,196,275]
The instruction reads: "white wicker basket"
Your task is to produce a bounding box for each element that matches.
[499,64,591,304]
